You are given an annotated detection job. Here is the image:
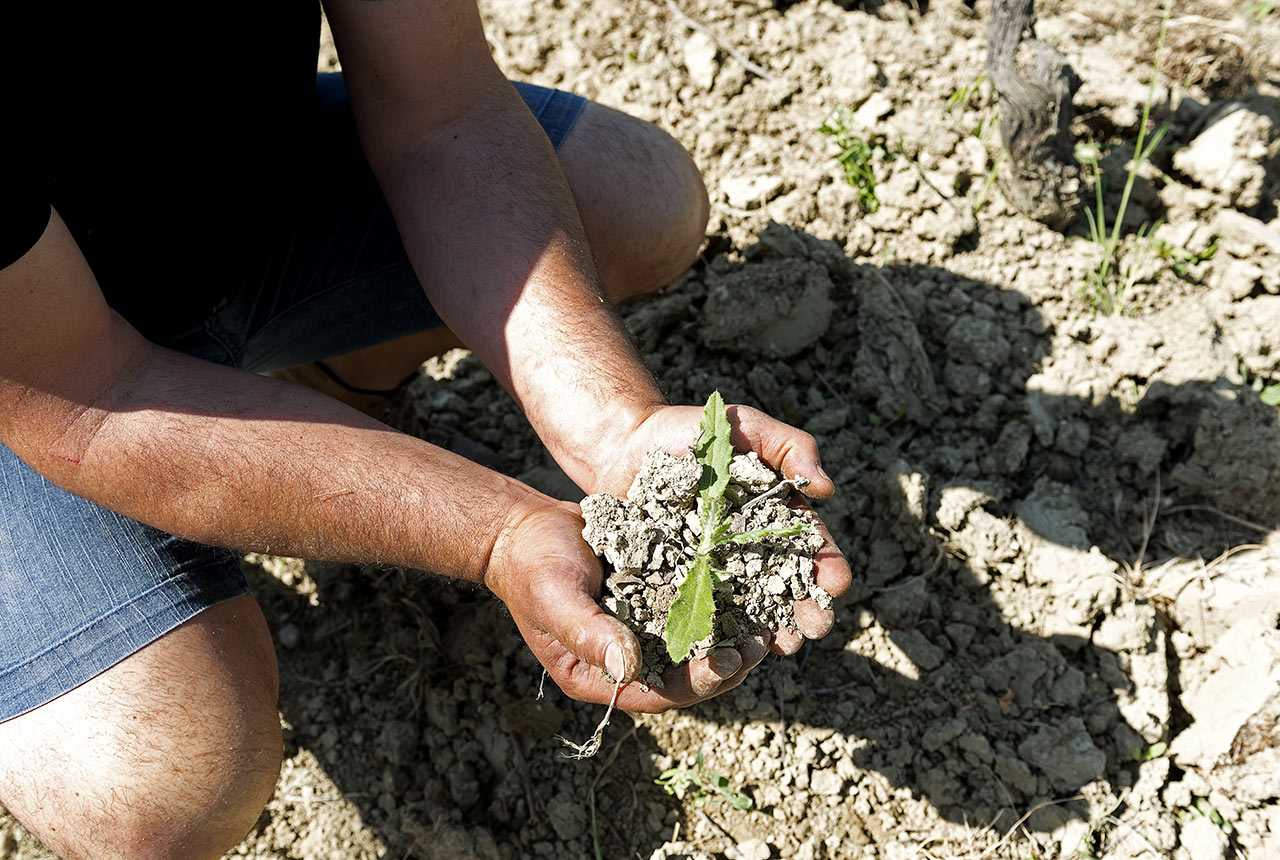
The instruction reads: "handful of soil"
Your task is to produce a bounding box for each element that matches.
[581,448,828,687]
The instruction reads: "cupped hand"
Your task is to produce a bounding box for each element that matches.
[484,496,771,713]
[587,403,854,654]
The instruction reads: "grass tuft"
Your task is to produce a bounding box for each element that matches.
[1076,2,1173,316]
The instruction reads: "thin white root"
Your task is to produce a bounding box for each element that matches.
[741,475,810,513]
[537,668,549,701]
[558,676,623,760]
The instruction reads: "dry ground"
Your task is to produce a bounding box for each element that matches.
[5,0,1280,858]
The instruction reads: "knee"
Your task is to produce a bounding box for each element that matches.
[632,129,710,297]
[0,595,284,860]
[622,124,710,296]
[113,725,283,860]
[5,701,282,860]
[560,104,710,302]
[111,609,284,860]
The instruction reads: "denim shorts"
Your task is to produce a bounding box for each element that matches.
[0,76,586,722]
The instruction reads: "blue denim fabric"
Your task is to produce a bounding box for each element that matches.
[0,450,247,721]
[0,78,586,722]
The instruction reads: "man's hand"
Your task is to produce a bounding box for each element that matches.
[584,402,854,656]
[484,497,772,713]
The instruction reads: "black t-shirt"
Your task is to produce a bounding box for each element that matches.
[1,3,322,336]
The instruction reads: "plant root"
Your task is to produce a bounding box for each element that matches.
[740,475,811,513]
[558,675,623,760]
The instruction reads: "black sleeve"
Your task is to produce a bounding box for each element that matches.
[1,8,52,270]
[1,173,52,270]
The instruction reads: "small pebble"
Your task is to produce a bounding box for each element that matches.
[277,623,300,649]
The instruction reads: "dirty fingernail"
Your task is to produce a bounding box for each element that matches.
[817,463,831,483]
[708,648,742,679]
[605,642,627,681]
[743,634,770,662]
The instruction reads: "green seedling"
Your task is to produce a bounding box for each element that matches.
[663,392,815,662]
[947,73,987,112]
[972,150,1004,215]
[1076,2,1173,316]
[1187,796,1235,836]
[818,107,895,213]
[1131,740,1168,761]
[1246,0,1275,21]
[655,747,754,811]
[974,110,1000,141]
[1239,361,1280,406]
[1146,226,1219,277]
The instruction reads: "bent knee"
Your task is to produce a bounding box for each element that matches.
[3,702,282,860]
[0,595,283,859]
[560,104,710,301]
[107,731,283,860]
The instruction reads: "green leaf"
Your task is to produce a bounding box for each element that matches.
[695,391,734,554]
[717,523,815,547]
[707,771,754,810]
[696,391,734,504]
[664,556,718,662]
[1261,384,1280,406]
[654,768,694,797]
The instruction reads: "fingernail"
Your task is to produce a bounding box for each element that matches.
[707,648,742,679]
[817,463,831,483]
[605,642,627,681]
[744,634,770,660]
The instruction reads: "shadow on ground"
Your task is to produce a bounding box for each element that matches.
[243,223,1279,858]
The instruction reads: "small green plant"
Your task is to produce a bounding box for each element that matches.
[1187,796,1235,836]
[974,110,1000,141]
[1146,226,1219,277]
[949,76,1002,214]
[1131,740,1168,761]
[663,392,814,662]
[973,151,1004,214]
[655,748,754,810]
[818,107,895,213]
[947,73,987,112]
[1241,364,1280,406]
[1076,2,1173,316]
[1246,0,1275,21]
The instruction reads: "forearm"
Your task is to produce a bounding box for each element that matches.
[20,336,538,581]
[369,83,665,485]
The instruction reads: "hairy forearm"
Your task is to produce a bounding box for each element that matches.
[24,338,537,582]
[368,83,665,486]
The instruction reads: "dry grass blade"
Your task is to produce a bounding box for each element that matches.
[972,795,1086,860]
[662,0,773,81]
[588,724,638,860]
[1162,505,1274,535]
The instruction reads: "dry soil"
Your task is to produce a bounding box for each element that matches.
[4,0,1280,858]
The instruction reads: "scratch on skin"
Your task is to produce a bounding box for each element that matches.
[47,403,112,467]
[314,489,356,502]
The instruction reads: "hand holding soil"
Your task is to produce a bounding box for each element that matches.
[580,393,852,693]
[484,495,770,714]
[486,394,849,715]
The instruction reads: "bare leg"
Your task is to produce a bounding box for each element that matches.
[0,595,282,860]
[324,101,709,390]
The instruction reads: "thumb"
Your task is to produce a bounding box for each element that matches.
[729,405,834,499]
[488,499,642,682]
[535,578,643,683]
